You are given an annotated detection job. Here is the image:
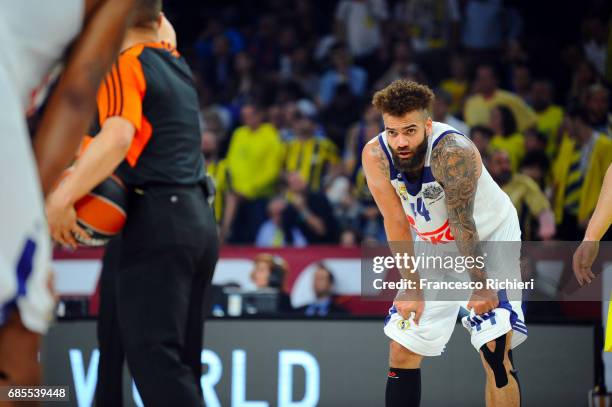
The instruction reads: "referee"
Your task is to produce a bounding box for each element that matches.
[45,2,219,406]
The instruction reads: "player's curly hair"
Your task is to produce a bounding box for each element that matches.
[372,80,434,117]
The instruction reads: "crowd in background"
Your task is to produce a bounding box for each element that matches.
[163,0,612,247]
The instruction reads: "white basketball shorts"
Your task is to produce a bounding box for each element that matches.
[0,63,54,334]
[383,212,527,356]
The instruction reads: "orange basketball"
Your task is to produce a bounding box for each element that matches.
[73,174,128,246]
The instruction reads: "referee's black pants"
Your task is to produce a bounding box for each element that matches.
[95,185,219,407]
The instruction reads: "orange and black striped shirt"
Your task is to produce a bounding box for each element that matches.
[88,41,204,186]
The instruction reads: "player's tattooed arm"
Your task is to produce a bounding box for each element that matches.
[369,141,391,177]
[430,134,486,282]
[362,142,419,289]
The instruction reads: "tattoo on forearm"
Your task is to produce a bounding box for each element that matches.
[430,134,485,282]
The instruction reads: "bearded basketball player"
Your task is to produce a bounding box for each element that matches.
[362,80,527,407]
[0,0,135,395]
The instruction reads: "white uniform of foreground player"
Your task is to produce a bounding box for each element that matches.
[376,122,527,355]
[0,0,84,333]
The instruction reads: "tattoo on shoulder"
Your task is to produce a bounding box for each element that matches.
[369,142,390,177]
[430,134,482,258]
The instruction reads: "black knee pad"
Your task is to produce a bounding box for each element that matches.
[480,335,509,388]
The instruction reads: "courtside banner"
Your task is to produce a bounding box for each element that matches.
[361,241,612,302]
[41,320,594,407]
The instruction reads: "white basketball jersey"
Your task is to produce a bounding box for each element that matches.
[0,0,84,114]
[0,1,83,333]
[374,122,517,243]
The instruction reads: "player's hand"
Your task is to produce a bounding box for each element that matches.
[393,289,424,324]
[573,240,599,286]
[393,300,424,325]
[46,192,88,249]
[467,288,499,315]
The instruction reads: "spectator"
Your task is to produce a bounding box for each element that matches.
[295,264,349,316]
[318,43,368,107]
[200,34,235,94]
[511,64,532,104]
[524,129,548,155]
[285,46,320,99]
[374,41,418,89]
[489,105,525,172]
[552,103,612,239]
[284,107,340,193]
[255,196,307,247]
[276,26,300,77]
[202,130,233,225]
[343,105,383,178]
[283,172,340,244]
[521,151,550,191]
[487,149,555,241]
[469,125,494,157]
[335,0,388,60]
[351,167,385,242]
[464,64,537,132]
[393,0,461,83]
[440,54,470,115]
[249,14,281,72]
[320,83,363,150]
[460,0,523,64]
[585,83,612,137]
[226,103,285,242]
[582,16,608,76]
[194,18,245,60]
[569,60,601,100]
[432,88,469,135]
[198,82,232,144]
[226,52,258,107]
[249,254,293,313]
[530,79,564,158]
[393,0,460,53]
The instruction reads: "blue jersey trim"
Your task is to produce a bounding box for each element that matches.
[16,239,37,296]
[402,167,436,196]
[377,134,399,180]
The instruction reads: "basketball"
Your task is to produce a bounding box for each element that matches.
[72,173,127,246]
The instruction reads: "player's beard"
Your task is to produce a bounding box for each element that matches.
[390,135,428,182]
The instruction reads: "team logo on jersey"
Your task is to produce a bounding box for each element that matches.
[397,184,409,201]
[422,184,444,202]
[397,319,411,331]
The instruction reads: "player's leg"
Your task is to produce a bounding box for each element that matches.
[383,301,461,407]
[479,331,520,407]
[0,309,41,407]
[386,340,423,407]
[462,299,526,407]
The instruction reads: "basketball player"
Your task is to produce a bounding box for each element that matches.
[573,163,612,286]
[362,80,526,407]
[0,0,135,393]
[46,2,219,405]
